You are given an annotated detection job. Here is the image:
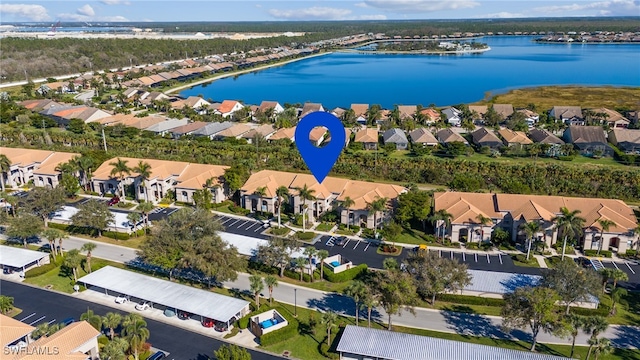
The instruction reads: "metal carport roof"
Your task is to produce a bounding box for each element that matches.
[0,245,49,268]
[79,266,249,323]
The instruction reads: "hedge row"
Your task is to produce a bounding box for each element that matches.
[435,293,506,307]
[238,303,272,329]
[569,304,610,317]
[583,250,612,258]
[47,222,132,240]
[295,232,316,240]
[25,262,58,278]
[284,269,321,282]
[323,264,368,283]
[259,307,299,347]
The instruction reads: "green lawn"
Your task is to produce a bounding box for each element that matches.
[599,292,640,326]
[315,222,335,232]
[24,258,125,293]
[511,255,541,268]
[395,227,429,245]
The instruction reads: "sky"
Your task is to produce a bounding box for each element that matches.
[0,0,639,23]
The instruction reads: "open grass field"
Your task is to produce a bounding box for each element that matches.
[481,86,640,110]
[24,257,125,293]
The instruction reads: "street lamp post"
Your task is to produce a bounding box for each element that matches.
[294,288,297,317]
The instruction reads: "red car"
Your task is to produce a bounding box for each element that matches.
[108,197,120,206]
[202,318,214,328]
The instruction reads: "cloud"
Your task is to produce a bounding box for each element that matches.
[357,14,388,20]
[269,6,353,20]
[77,4,95,17]
[534,0,640,15]
[354,2,369,7]
[0,4,50,21]
[363,0,480,13]
[100,0,131,5]
[58,12,129,22]
[478,11,526,18]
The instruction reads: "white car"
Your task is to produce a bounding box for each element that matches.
[135,301,150,311]
[114,295,129,304]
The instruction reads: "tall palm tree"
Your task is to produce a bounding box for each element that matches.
[610,269,628,289]
[294,257,308,281]
[127,212,142,236]
[294,184,316,232]
[344,281,367,326]
[361,285,379,328]
[264,275,278,306]
[596,219,616,255]
[109,158,131,197]
[521,221,542,261]
[101,337,128,360]
[249,275,264,307]
[64,249,82,282]
[317,249,329,280]
[341,196,355,230]
[583,316,609,360]
[321,310,338,345]
[566,314,586,358]
[80,242,97,273]
[590,338,612,360]
[41,228,64,260]
[474,214,491,243]
[74,155,95,192]
[366,197,388,240]
[136,201,154,232]
[304,247,317,282]
[0,154,11,192]
[552,207,585,260]
[123,314,150,360]
[80,308,103,331]
[609,287,627,316]
[133,161,152,202]
[429,209,453,243]
[102,312,122,340]
[275,185,289,228]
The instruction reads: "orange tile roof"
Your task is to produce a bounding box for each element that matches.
[218,100,240,114]
[269,127,296,141]
[0,314,35,347]
[354,128,378,143]
[309,126,328,142]
[51,106,89,119]
[498,129,533,145]
[15,321,100,360]
[258,101,280,113]
[420,108,441,121]
[350,104,369,117]
[175,163,228,190]
[0,147,80,176]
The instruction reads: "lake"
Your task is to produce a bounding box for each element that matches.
[180,36,640,108]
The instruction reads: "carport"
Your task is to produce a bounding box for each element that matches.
[78,266,250,328]
[0,245,50,274]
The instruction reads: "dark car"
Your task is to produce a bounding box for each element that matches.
[108,196,120,206]
[334,236,347,246]
[147,351,166,360]
[3,268,14,275]
[61,317,75,326]
[214,320,228,332]
[575,257,594,269]
[178,311,190,320]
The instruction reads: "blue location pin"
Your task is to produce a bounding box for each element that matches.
[295,111,346,184]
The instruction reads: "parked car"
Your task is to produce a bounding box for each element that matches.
[147,351,166,360]
[3,268,14,275]
[334,236,347,246]
[575,257,594,269]
[108,196,120,206]
[164,309,176,317]
[114,295,129,304]
[135,301,150,311]
[214,320,228,332]
[202,317,214,328]
[178,311,190,320]
[61,317,75,326]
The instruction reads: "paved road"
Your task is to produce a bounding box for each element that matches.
[0,281,279,360]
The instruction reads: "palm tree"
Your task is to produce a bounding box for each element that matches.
[293,257,308,281]
[521,221,542,261]
[74,155,95,191]
[123,314,150,360]
[63,249,82,282]
[321,310,338,345]
[429,209,453,243]
[344,281,367,326]
[41,228,64,260]
[80,308,103,331]
[304,247,317,282]
[80,242,97,273]
[101,337,128,360]
[275,185,289,228]
[133,161,152,202]
[109,158,131,197]
[598,268,615,292]
[294,184,316,232]
[317,249,329,280]
[136,201,154,231]
[552,207,585,260]
[590,338,612,360]
[102,312,122,340]
[596,219,616,255]
[254,186,267,197]
[566,314,585,358]
[366,197,388,239]
[127,212,142,235]
[0,154,11,192]
[264,275,278,306]
[583,316,609,360]
[633,224,640,259]
[474,214,491,243]
[249,275,264,307]
[341,196,355,230]
[609,287,627,315]
[610,269,628,289]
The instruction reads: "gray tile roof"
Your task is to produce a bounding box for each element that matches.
[530,129,564,145]
[192,121,234,136]
[383,128,408,144]
[336,325,571,360]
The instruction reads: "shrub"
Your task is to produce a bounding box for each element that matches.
[569,304,610,317]
[102,231,130,240]
[97,335,109,346]
[465,242,479,250]
[295,231,316,241]
[269,227,290,236]
[625,249,638,257]
[360,228,375,239]
[584,250,612,258]
[25,262,58,278]
[319,341,339,360]
[435,293,505,307]
[229,203,251,215]
[47,223,69,231]
[558,156,575,161]
[512,254,538,265]
[247,260,279,275]
[259,307,299,346]
[323,264,368,283]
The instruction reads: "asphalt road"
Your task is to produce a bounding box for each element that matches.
[0,281,279,360]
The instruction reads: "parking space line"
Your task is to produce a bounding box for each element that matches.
[229,219,240,227]
[625,262,636,274]
[254,226,263,232]
[499,254,503,265]
[353,241,359,250]
[612,262,619,269]
[343,239,350,248]
[20,313,35,322]
[364,242,370,251]
[462,252,466,262]
[486,254,490,264]
[474,253,477,262]
[46,319,57,325]
[439,250,442,258]
[29,316,46,326]
[245,222,257,230]
[450,251,453,260]
[220,218,233,224]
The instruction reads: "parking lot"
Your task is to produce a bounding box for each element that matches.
[601,259,640,291]
[17,310,64,328]
[213,215,269,239]
[147,207,179,222]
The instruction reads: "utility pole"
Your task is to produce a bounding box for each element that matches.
[23,69,28,82]
[129,58,133,69]
[101,126,108,152]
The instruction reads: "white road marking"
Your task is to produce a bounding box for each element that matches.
[20,313,36,322]
[612,262,619,269]
[254,226,263,232]
[625,262,635,274]
[237,221,248,228]
[364,242,370,251]
[245,222,257,230]
[462,252,466,261]
[353,241,359,250]
[221,218,233,224]
[229,219,240,227]
[46,319,57,325]
[450,251,453,260]
[439,250,442,258]
[499,254,503,265]
[487,254,491,264]
[343,239,350,248]
[474,253,478,262]
[29,316,46,326]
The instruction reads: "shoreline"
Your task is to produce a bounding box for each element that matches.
[336,47,491,55]
[165,51,332,94]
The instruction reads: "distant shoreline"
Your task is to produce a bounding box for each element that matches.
[336,47,491,55]
[165,52,332,94]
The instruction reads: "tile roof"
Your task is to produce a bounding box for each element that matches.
[383,128,408,143]
[0,314,35,347]
[609,128,640,145]
[354,128,379,143]
[241,124,276,139]
[350,104,369,117]
[420,108,441,121]
[397,105,417,120]
[216,123,252,138]
[192,121,234,136]
[565,126,606,144]
[309,126,328,142]
[492,104,514,118]
[144,118,189,133]
[218,100,240,114]
[258,101,280,113]
[436,129,468,144]
[409,128,438,144]
[0,147,80,176]
[20,99,62,111]
[16,321,100,360]
[552,106,582,120]
[590,108,629,123]
[498,129,533,145]
[468,105,488,117]
[300,103,324,118]
[471,127,502,145]
[169,121,208,135]
[269,127,296,141]
[529,129,564,144]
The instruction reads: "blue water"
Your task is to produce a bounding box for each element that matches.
[180,36,640,108]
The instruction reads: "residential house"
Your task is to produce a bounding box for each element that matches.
[608,128,640,154]
[19,99,62,112]
[143,118,189,136]
[436,128,468,145]
[44,105,112,125]
[590,108,630,128]
[441,107,462,126]
[397,105,417,121]
[550,106,583,125]
[409,128,439,147]
[468,105,488,123]
[419,108,441,124]
[530,128,565,145]
[192,121,234,140]
[382,128,409,150]
[331,107,346,119]
[492,104,515,119]
[91,157,228,204]
[94,113,167,130]
[239,170,406,229]
[300,102,325,118]
[0,147,80,189]
[351,104,369,124]
[213,123,252,140]
[498,128,533,147]
[242,124,276,143]
[1,313,34,350]
[308,126,329,146]
[139,91,170,107]
[268,127,296,142]
[517,109,540,127]
[257,101,284,118]
[325,128,352,146]
[563,126,611,156]
[170,96,211,114]
[471,127,503,150]
[169,121,208,139]
[216,100,244,118]
[434,191,638,253]
[354,128,379,150]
